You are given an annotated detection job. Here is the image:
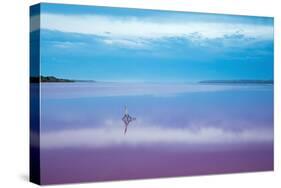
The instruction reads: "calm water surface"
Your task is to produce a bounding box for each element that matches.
[39,83,273,184]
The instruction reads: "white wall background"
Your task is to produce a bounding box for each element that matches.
[0,0,280,187]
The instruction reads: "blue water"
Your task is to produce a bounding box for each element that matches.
[40,83,273,134]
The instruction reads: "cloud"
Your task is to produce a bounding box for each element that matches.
[103,38,149,49]
[38,13,273,41]
[40,123,273,149]
[30,15,40,31]
[50,41,86,49]
[36,13,273,52]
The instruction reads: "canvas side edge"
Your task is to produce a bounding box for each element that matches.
[29,3,41,185]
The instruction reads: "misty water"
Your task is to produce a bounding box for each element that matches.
[39,82,273,184]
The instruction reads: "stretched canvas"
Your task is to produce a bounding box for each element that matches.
[30,3,274,185]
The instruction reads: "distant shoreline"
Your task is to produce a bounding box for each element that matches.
[199,80,273,85]
[30,76,96,83]
[30,76,273,85]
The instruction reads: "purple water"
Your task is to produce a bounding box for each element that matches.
[39,83,273,184]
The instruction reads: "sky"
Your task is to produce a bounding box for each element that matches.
[31,3,274,82]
